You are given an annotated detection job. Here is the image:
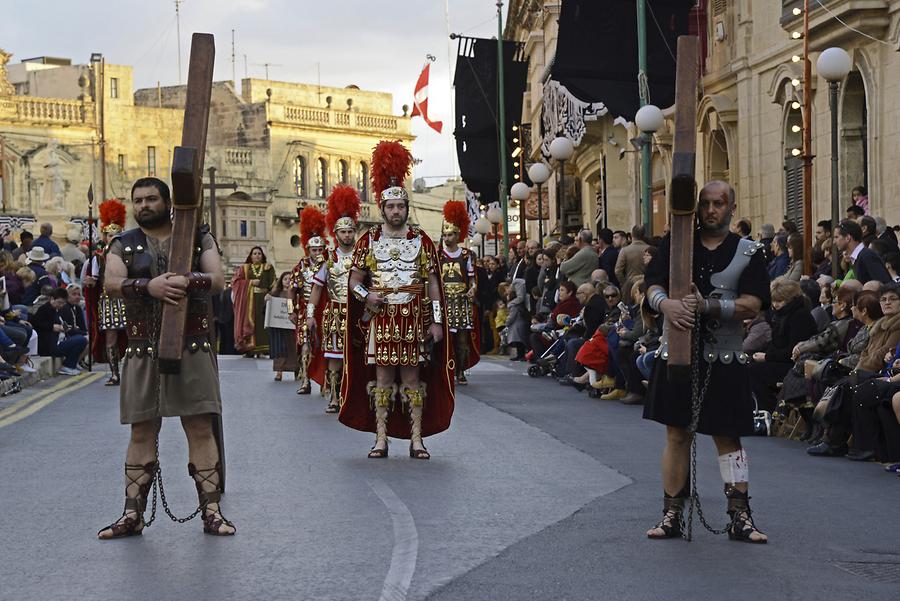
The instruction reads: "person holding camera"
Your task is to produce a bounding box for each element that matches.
[31,288,88,376]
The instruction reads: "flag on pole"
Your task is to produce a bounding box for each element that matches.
[411,60,443,134]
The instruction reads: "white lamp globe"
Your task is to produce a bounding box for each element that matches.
[474,216,492,235]
[527,162,551,184]
[486,206,503,224]
[817,47,852,82]
[549,136,575,161]
[510,181,531,201]
[635,104,665,133]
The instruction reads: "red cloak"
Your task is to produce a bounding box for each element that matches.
[339,225,455,439]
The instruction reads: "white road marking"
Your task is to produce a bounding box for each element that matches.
[368,479,419,601]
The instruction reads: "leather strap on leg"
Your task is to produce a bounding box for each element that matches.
[106,345,120,384]
[725,485,765,543]
[188,462,235,535]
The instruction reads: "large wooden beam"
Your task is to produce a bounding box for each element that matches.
[667,36,699,381]
[158,33,215,374]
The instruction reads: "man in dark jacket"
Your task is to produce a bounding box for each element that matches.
[835,219,891,285]
[32,223,61,257]
[596,228,620,288]
[21,247,54,305]
[32,288,87,375]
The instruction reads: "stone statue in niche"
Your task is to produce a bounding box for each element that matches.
[42,140,67,211]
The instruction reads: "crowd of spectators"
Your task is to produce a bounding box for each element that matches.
[1,224,89,381]
[475,195,900,476]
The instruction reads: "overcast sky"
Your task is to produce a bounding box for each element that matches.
[0,0,510,186]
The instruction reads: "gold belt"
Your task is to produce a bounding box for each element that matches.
[444,283,467,294]
[370,284,425,295]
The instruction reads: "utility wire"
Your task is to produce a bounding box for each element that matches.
[814,0,893,47]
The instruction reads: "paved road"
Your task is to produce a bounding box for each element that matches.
[1,356,898,601]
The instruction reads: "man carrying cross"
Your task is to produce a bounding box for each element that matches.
[643,180,769,544]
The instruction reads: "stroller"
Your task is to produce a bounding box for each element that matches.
[527,315,582,378]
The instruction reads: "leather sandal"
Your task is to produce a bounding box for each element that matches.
[409,443,430,460]
[97,461,157,539]
[188,462,235,536]
[647,495,685,539]
[368,445,388,459]
[105,374,120,386]
[325,403,339,414]
[725,486,766,544]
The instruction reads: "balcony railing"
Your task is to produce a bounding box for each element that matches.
[15,97,89,125]
[275,105,404,134]
[225,148,253,165]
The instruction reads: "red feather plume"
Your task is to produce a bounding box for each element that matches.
[99,199,127,228]
[326,184,361,234]
[299,205,326,248]
[371,140,412,207]
[442,200,470,240]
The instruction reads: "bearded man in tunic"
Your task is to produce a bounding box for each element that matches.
[97,177,234,539]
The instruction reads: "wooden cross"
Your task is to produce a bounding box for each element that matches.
[158,33,215,374]
[666,36,699,381]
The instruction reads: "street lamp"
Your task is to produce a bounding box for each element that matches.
[475,216,491,257]
[549,136,575,235]
[487,205,502,255]
[635,104,664,232]
[817,46,852,278]
[527,163,550,247]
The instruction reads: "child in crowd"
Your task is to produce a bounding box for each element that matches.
[266,271,298,382]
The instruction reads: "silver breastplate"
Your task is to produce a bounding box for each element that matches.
[327,249,352,303]
[370,234,424,304]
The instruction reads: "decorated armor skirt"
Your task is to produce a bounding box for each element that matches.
[322,300,348,359]
[366,298,427,367]
[99,292,127,331]
[444,288,473,332]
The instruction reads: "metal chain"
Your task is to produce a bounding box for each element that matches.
[683,310,728,541]
[146,435,202,525]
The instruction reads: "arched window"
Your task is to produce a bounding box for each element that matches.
[316,157,328,198]
[339,159,349,184]
[357,161,369,201]
[293,156,306,197]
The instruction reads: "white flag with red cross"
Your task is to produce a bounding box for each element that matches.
[411,60,443,134]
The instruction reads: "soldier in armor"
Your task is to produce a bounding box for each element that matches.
[643,180,769,544]
[82,199,128,385]
[98,177,234,539]
[340,140,455,460]
[291,205,327,395]
[307,185,361,413]
[440,200,479,385]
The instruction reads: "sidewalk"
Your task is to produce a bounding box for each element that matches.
[0,356,62,397]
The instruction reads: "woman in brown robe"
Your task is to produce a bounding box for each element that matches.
[231,246,275,357]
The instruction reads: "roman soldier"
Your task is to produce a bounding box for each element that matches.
[82,199,128,385]
[307,185,361,413]
[291,205,327,395]
[339,140,454,459]
[440,200,480,384]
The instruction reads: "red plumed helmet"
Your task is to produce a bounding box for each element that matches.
[442,200,470,241]
[371,140,412,207]
[326,184,361,235]
[299,205,327,248]
[99,199,127,234]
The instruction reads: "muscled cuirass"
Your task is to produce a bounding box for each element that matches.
[296,256,324,300]
[370,234,424,304]
[441,251,469,297]
[327,248,353,303]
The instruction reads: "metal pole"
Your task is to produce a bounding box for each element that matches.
[87,184,94,372]
[830,81,841,278]
[801,0,813,276]
[537,182,544,248]
[601,153,609,230]
[0,136,6,213]
[558,160,566,235]
[208,166,217,238]
[494,223,499,255]
[99,59,107,202]
[637,0,651,232]
[496,1,510,258]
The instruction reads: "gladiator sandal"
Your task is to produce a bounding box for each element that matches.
[725,485,767,544]
[325,368,340,413]
[296,344,311,395]
[646,489,687,540]
[97,461,158,539]
[455,335,469,385]
[105,345,120,386]
[403,384,430,460]
[368,384,395,458]
[188,462,235,536]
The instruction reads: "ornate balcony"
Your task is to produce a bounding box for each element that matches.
[781,0,889,50]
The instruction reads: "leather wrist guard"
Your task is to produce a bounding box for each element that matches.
[121,278,150,299]
[185,272,213,296]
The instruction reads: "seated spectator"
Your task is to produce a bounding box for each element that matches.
[810,248,831,281]
[742,314,772,355]
[32,288,88,376]
[590,269,609,293]
[21,247,54,306]
[11,230,34,262]
[800,279,830,332]
[0,324,31,376]
[609,279,652,405]
[1,251,24,306]
[559,230,597,287]
[784,234,804,281]
[44,257,67,289]
[749,277,818,412]
[767,235,789,280]
[884,253,900,283]
[32,223,61,258]
[529,280,581,360]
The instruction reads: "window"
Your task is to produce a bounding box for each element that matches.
[239,220,248,238]
[339,159,349,184]
[259,221,266,239]
[316,157,328,198]
[117,154,125,174]
[357,161,369,201]
[250,221,257,238]
[231,220,237,236]
[110,77,119,99]
[293,156,306,196]
[147,146,156,177]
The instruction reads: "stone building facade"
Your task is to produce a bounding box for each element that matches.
[505,0,900,239]
[0,50,414,274]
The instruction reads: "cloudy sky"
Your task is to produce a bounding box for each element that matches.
[0,0,509,185]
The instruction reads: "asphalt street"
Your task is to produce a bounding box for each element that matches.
[1,355,898,601]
